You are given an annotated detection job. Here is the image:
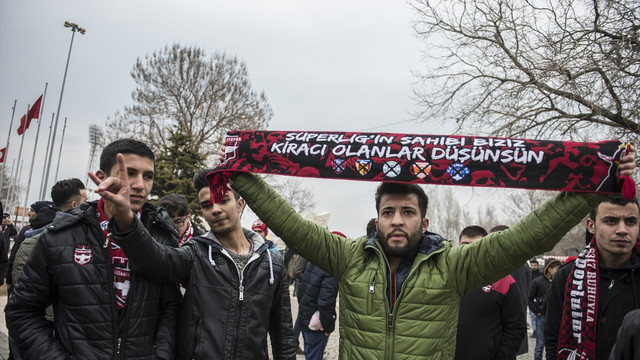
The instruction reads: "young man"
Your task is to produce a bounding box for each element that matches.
[100,167,295,359]
[528,258,562,360]
[251,218,281,255]
[5,139,181,360]
[544,195,640,360]
[455,225,526,360]
[214,142,636,359]
[158,193,205,246]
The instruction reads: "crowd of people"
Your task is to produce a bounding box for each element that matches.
[0,137,638,360]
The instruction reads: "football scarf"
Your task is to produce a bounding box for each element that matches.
[557,237,640,359]
[207,130,634,202]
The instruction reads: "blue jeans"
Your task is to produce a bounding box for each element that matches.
[302,330,330,360]
[534,314,545,360]
[530,310,537,332]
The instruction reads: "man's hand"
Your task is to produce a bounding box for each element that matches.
[217,138,227,164]
[89,153,135,231]
[617,144,636,177]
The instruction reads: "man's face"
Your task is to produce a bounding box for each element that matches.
[27,208,37,221]
[252,227,266,240]
[530,263,539,271]
[1,217,10,226]
[198,187,244,236]
[104,154,154,212]
[459,234,483,245]
[376,193,428,258]
[171,213,190,236]
[587,201,640,266]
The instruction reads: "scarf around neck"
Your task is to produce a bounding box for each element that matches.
[207,130,634,202]
[557,237,640,359]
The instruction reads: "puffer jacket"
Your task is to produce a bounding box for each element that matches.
[233,172,606,360]
[112,222,296,360]
[297,261,339,334]
[5,200,182,360]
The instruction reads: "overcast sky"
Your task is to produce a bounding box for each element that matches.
[1,0,488,239]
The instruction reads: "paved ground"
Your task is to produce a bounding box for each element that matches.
[0,283,538,360]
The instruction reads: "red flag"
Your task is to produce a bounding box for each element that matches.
[17,94,43,135]
[0,148,5,163]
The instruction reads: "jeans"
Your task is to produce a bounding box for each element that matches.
[530,310,537,332]
[534,314,545,360]
[302,330,330,360]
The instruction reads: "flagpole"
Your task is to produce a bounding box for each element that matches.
[42,21,85,199]
[53,116,68,182]
[10,159,24,223]
[3,159,15,206]
[9,105,29,211]
[21,84,48,220]
[39,113,55,199]
[0,99,17,193]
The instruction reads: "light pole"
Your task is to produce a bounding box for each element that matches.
[41,21,85,199]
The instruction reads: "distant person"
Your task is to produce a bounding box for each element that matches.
[252,218,281,255]
[158,193,205,246]
[2,212,17,253]
[545,195,640,360]
[105,168,296,359]
[0,203,8,285]
[5,139,181,359]
[296,231,342,360]
[490,224,532,355]
[530,258,542,279]
[456,225,526,360]
[528,258,561,360]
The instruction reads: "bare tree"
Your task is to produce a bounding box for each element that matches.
[267,176,317,215]
[106,43,273,160]
[411,0,640,142]
[426,186,474,241]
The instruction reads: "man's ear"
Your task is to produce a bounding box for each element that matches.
[586,218,596,234]
[95,169,107,181]
[237,198,246,212]
[422,218,429,233]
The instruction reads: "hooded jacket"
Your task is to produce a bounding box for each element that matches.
[232,172,606,360]
[111,221,296,360]
[297,261,339,334]
[5,200,181,360]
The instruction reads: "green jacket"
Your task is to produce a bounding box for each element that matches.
[233,173,605,360]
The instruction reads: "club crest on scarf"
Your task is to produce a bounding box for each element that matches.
[356,159,371,175]
[332,159,345,174]
[383,161,401,178]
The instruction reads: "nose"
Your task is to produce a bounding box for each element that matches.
[615,219,629,235]
[391,211,403,227]
[211,202,223,215]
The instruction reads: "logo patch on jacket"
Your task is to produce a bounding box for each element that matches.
[74,245,92,265]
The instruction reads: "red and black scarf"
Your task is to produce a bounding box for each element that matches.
[207,130,634,202]
[557,237,640,359]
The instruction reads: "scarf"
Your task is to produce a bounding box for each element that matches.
[96,199,141,309]
[557,237,640,359]
[207,130,634,202]
[178,220,193,247]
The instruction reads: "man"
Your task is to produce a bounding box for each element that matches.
[528,258,562,360]
[5,139,181,360]
[297,231,341,360]
[101,167,295,359]
[2,212,17,253]
[544,195,640,360]
[0,204,8,285]
[530,258,542,279]
[455,225,526,360]
[6,201,51,293]
[214,142,635,359]
[9,180,85,360]
[158,193,205,246]
[252,218,281,255]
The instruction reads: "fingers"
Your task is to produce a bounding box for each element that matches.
[88,172,102,187]
[117,153,128,182]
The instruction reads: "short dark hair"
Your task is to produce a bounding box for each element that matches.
[366,218,377,237]
[51,178,86,208]
[192,168,240,201]
[100,139,155,175]
[489,225,509,233]
[158,194,189,218]
[530,258,539,264]
[459,225,488,241]
[375,182,428,219]
[589,195,640,220]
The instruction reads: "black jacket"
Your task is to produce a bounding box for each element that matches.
[544,253,640,360]
[455,275,527,360]
[528,275,551,316]
[5,200,181,360]
[113,225,296,360]
[296,261,339,334]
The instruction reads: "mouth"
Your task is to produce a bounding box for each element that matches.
[388,231,407,242]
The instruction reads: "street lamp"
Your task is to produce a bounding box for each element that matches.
[41,21,85,199]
